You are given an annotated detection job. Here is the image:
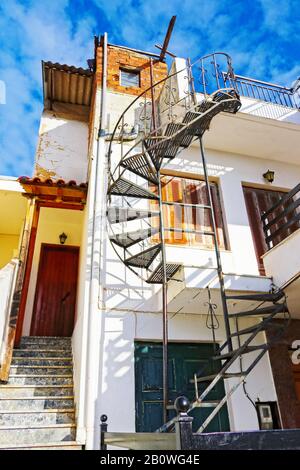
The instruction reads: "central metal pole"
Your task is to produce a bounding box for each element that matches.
[199,137,232,351]
[158,170,169,423]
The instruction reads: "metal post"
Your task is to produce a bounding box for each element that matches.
[100,414,108,450]
[158,170,169,423]
[174,396,194,450]
[150,58,157,134]
[199,137,232,351]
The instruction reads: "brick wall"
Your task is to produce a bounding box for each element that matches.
[96,44,168,97]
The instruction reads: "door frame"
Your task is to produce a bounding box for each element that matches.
[30,243,80,337]
[15,201,84,345]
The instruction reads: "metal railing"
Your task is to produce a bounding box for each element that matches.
[223,73,299,109]
[262,183,300,250]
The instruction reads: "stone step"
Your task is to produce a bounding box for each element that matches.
[0,441,81,450]
[11,357,72,366]
[13,349,72,358]
[0,423,76,445]
[0,409,75,426]
[0,385,73,398]
[19,337,71,349]
[8,375,73,386]
[0,396,74,411]
[10,366,73,375]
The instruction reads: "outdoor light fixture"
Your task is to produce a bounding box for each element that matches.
[59,232,67,245]
[263,169,275,183]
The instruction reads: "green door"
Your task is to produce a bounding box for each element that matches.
[135,342,230,432]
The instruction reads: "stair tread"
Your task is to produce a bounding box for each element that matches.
[108,177,159,199]
[0,384,73,388]
[110,227,159,248]
[0,409,75,413]
[125,243,161,268]
[228,303,286,318]
[147,262,182,284]
[107,207,159,223]
[9,374,73,377]
[213,345,267,360]
[0,395,74,400]
[0,441,80,449]
[226,291,284,302]
[0,423,76,430]
[191,372,246,383]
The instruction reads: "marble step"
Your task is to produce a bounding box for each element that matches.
[9,366,73,375]
[11,357,72,366]
[0,409,75,426]
[8,375,73,386]
[0,423,76,445]
[19,337,71,349]
[0,441,81,450]
[0,396,74,411]
[0,385,73,398]
[13,349,72,358]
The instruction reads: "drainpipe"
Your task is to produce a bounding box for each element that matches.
[84,32,108,449]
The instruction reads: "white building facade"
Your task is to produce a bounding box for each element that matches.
[0,36,300,450]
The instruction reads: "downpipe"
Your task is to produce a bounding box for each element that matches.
[84,32,108,450]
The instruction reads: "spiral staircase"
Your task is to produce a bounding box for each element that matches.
[106,53,290,434]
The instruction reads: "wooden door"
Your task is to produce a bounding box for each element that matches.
[135,342,229,432]
[243,186,289,275]
[30,244,79,337]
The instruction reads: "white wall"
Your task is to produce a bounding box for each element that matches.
[91,309,276,439]
[34,111,89,182]
[22,207,84,335]
[262,228,300,287]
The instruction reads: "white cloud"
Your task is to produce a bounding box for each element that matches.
[0,0,96,176]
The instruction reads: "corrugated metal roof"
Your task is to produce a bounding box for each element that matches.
[43,61,94,108]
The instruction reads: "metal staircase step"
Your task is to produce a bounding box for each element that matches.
[146,262,182,284]
[120,154,158,184]
[145,136,179,162]
[191,372,246,383]
[108,177,159,200]
[107,207,159,224]
[110,227,159,249]
[226,291,285,302]
[193,400,220,408]
[213,345,267,361]
[125,244,162,269]
[228,303,287,318]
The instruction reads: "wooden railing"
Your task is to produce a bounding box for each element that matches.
[262,183,300,250]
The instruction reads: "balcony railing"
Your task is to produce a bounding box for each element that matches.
[262,183,300,250]
[224,73,299,109]
[190,53,299,110]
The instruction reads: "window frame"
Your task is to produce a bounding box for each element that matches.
[120,67,140,88]
[150,170,229,250]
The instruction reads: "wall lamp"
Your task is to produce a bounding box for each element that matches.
[59,232,68,245]
[263,169,275,183]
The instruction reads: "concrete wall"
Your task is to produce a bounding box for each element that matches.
[22,207,84,335]
[34,111,89,182]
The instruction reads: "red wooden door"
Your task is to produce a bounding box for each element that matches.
[30,244,79,337]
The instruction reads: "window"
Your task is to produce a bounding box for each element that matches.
[151,174,227,249]
[120,68,140,88]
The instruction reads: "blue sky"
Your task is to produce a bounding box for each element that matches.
[0,0,299,177]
